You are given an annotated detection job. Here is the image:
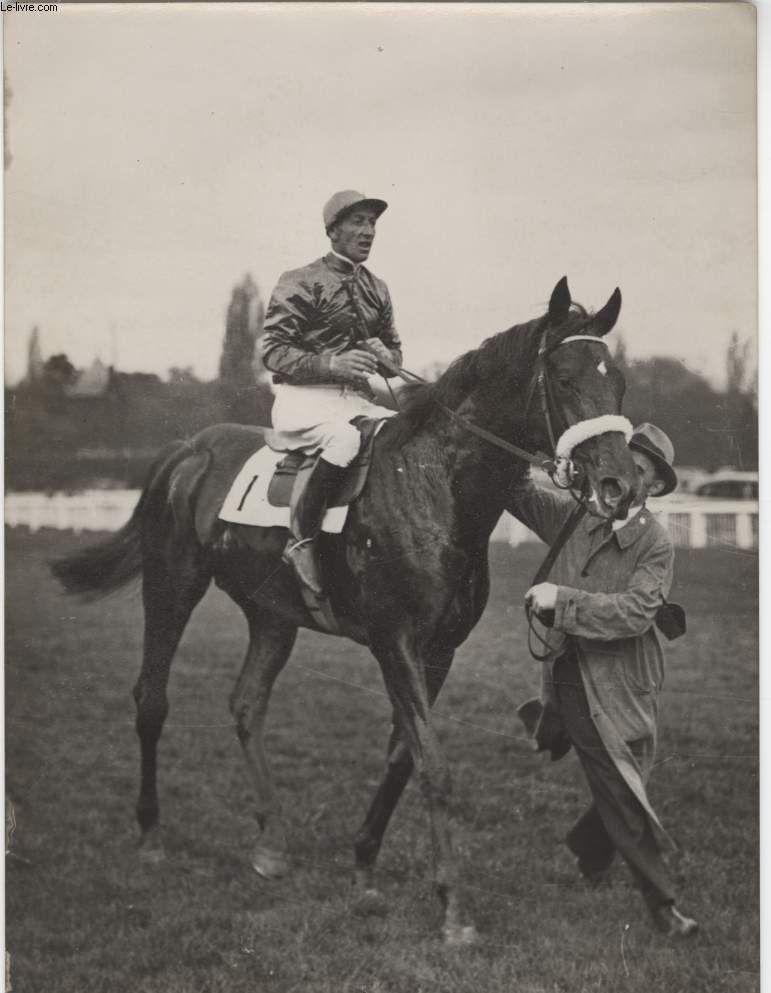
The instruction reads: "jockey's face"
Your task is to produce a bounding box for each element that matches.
[329,208,378,264]
[631,449,665,504]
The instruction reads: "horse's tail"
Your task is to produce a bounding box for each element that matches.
[51,440,198,598]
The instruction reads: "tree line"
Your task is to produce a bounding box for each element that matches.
[6,275,271,491]
[612,335,756,472]
[5,283,756,492]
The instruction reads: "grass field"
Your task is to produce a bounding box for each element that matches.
[5,529,758,993]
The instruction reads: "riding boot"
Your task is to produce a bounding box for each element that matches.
[283,457,346,597]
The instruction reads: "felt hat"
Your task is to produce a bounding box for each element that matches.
[629,422,678,496]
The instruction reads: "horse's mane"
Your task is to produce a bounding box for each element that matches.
[381,303,591,449]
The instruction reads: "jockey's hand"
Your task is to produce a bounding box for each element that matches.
[525,583,559,623]
[362,338,397,374]
[330,349,378,383]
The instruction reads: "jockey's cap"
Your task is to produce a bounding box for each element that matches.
[323,190,388,233]
[629,423,678,496]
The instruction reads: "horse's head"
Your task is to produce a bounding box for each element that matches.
[534,276,638,519]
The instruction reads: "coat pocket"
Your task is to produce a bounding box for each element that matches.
[587,637,660,695]
[623,637,663,695]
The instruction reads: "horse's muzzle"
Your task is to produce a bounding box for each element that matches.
[598,475,636,519]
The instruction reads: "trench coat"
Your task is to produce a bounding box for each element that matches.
[508,479,676,848]
[260,252,403,385]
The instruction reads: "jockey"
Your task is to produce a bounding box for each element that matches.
[260,190,403,596]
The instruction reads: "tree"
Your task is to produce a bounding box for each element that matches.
[43,354,77,389]
[26,326,44,384]
[622,356,756,470]
[612,335,629,377]
[218,274,270,424]
[168,366,199,385]
[219,274,265,388]
[725,331,750,395]
[721,332,757,469]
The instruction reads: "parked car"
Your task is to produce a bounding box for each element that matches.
[694,472,758,500]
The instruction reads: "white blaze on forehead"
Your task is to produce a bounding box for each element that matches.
[597,360,608,376]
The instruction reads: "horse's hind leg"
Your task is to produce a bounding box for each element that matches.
[229,604,297,879]
[133,551,211,860]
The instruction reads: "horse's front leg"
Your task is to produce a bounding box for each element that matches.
[370,634,478,946]
[353,647,453,901]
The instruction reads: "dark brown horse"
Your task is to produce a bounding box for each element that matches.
[53,277,637,944]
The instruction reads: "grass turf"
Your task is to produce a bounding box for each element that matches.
[5,529,758,993]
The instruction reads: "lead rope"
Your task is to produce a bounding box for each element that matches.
[524,501,587,661]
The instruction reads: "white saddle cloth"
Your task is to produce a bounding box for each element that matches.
[218,446,349,533]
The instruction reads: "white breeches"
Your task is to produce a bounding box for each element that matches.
[270,383,397,467]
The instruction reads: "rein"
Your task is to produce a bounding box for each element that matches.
[372,351,563,475]
[368,328,612,493]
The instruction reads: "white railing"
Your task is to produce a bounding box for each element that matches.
[491,496,759,550]
[4,489,759,551]
[5,489,140,533]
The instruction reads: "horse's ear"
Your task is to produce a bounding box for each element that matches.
[548,276,571,325]
[594,287,622,336]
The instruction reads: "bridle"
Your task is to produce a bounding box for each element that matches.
[521,327,624,497]
[381,325,631,509]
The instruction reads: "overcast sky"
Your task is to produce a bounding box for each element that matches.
[4,2,756,387]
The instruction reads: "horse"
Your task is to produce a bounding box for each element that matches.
[52,276,637,945]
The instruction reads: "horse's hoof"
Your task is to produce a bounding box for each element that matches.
[252,846,289,880]
[138,842,166,864]
[443,924,481,947]
[353,888,388,918]
[138,828,165,863]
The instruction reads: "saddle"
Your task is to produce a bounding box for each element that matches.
[265,415,383,512]
[229,416,384,639]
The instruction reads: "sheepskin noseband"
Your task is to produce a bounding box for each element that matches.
[549,416,632,488]
[555,415,634,461]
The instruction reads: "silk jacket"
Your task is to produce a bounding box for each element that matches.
[260,253,403,385]
[507,478,676,847]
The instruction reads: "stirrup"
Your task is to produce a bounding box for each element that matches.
[284,537,314,556]
[282,536,323,597]
[282,539,340,635]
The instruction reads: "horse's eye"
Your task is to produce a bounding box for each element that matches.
[557,378,572,390]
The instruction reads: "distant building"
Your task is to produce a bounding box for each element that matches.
[64,357,111,399]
